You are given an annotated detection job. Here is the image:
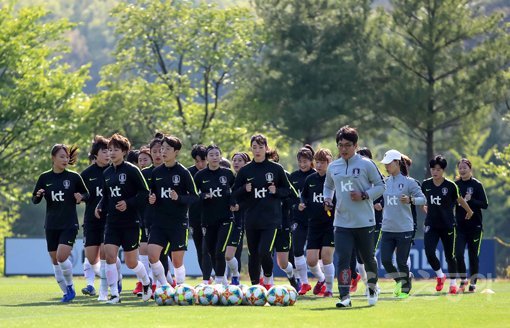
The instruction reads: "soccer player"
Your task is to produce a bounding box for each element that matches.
[148,135,199,288]
[323,126,385,307]
[95,133,152,304]
[194,145,235,285]
[300,148,335,297]
[289,145,316,295]
[32,144,89,302]
[455,158,488,293]
[138,147,152,169]
[422,155,473,294]
[81,136,110,300]
[225,152,251,285]
[232,134,292,287]
[187,144,213,284]
[379,149,426,298]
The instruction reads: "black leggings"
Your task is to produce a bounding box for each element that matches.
[204,222,233,277]
[191,221,213,280]
[424,226,458,278]
[380,231,413,293]
[246,228,278,285]
[455,229,483,284]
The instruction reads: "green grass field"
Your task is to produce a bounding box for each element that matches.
[0,277,508,328]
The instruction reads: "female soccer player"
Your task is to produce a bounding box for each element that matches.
[299,149,335,297]
[225,152,251,285]
[455,158,488,292]
[95,133,152,304]
[81,136,110,300]
[232,134,293,286]
[148,136,199,287]
[422,155,474,295]
[194,145,235,285]
[379,149,426,298]
[138,147,152,169]
[33,144,89,302]
[289,146,316,295]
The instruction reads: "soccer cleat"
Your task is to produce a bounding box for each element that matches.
[435,276,446,292]
[97,292,108,302]
[367,288,378,306]
[231,276,240,286]
[322,291,333,298]
[397,292,410,299]
[336,297,352,308]
[298,283,312,295]
[468,285,476,293]
[449,285,458,295]
[133,281,143,296]
[349,273,361,293]
[142,282,153,302]
[459,280,468,293]
[313,280,326,295]
[288,276,299,291]
[106,295,121,304]
[63,285,76,302]
[81,285,96,296]
[117,277,123,294]
[393,281,402,297]
[296,278,302,292]
[263,283,273,291]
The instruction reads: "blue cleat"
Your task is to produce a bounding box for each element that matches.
[61,285,76,303]
[231,276,240,285]
[118,279,122,294]
[81,285,96,296]
[296,278,302,292]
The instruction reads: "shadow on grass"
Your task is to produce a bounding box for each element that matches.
[310,305,374,311]
[4,296,157,308]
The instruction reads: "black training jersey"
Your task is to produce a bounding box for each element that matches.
[301,172,335,227]
[98,161,149,228]
[232,159,296,230]
[422,178,460,229]
[150,162,199,228]
[187,165,203,226]
[141,165,156,228]
[289,169,316,226]
[81,163,108,227]
[455,177,488,232]
[194,166,235,226]
[32,169,89,230]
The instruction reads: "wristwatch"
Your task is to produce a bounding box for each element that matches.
[361,192,368,200]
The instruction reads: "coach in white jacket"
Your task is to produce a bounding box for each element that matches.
[323,126,385,308]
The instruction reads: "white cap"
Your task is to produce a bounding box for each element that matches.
[380,149,402,164]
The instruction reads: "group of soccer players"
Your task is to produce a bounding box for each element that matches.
[32,125,488,307]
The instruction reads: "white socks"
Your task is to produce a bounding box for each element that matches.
[357,262,368,284]
[133,261,150,286]
[151,261,168,286]
[226,258,239,277]
[139,255,151,281]
[58,259,73,286]
[309,264,325,282]
[282,263,294,278]
[294,256,308,284]
[106,263,119,296]
[450,279,457,286]
[99,260,108,296]
[435,269,445,278]
[83,258,99,286]
[215,275,227,285]
[53,264,67,293]
[323,263,335,292]
[174,265,186,284]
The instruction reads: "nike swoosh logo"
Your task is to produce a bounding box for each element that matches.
[309,184,316,187]
[178,244,185,248]
[448,232,454,236]
[473,239,480,242]
[425,189,431,191]
[247,178,254,181]
[46,184,52,187]
[283,247,288,250]
[334,173,340,175]
[131,244,137,248]
[203,180,210,183]
[68,241,73,244]
[156,178,163,181]
[405,235,411,239]
[89,178,97,181]
[105,179,110,182]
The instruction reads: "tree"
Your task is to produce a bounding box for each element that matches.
[366,0,510,172]
[241,0,373,145]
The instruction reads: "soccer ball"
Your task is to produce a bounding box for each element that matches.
[267,286,290,306]
[214,284,226,296]
[239,284,250,305]
[283,285,298,306]
[245,285,267,306]
[197,285,220,305]
[194,284,206,304]
[174,284,196,306]
[220,285,243,306]
[154,285,175,306]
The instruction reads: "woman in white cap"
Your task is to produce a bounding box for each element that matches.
[379,149,426,298]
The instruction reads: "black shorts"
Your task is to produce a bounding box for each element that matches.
[149,223,188,252]
[83,225,105,247]
[274,228,292,253]
[307,225,334,250]
[45,228,78,252]
[140,224,148,243]
[227,225,244,247]
[104,225,141,252]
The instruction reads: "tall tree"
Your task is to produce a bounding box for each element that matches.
[366,0,509,172]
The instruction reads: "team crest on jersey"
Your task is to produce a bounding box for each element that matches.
[265,172,274,183]
[441,187,448,196]
[219,176,228,185]
[352,168,361,177]
[467,187,474,194]
[63,180,70,189]
[398,183,404,191]
[172,175,181,185]
[119,173,127,184]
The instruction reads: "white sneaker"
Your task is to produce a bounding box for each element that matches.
[336,297,352,308]
[367,289,379,306]
[106,295,121,304]
[97,292,108,302]
[142,284,153,302]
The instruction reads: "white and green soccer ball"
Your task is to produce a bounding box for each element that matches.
[174,284,196,306]
[198,285,220,305]
[282,285,297,306]
[267,285,290,306]
[154,285,175,306]
[239,284,250,305]
[245,285,267,306]
[220,285,243,306]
